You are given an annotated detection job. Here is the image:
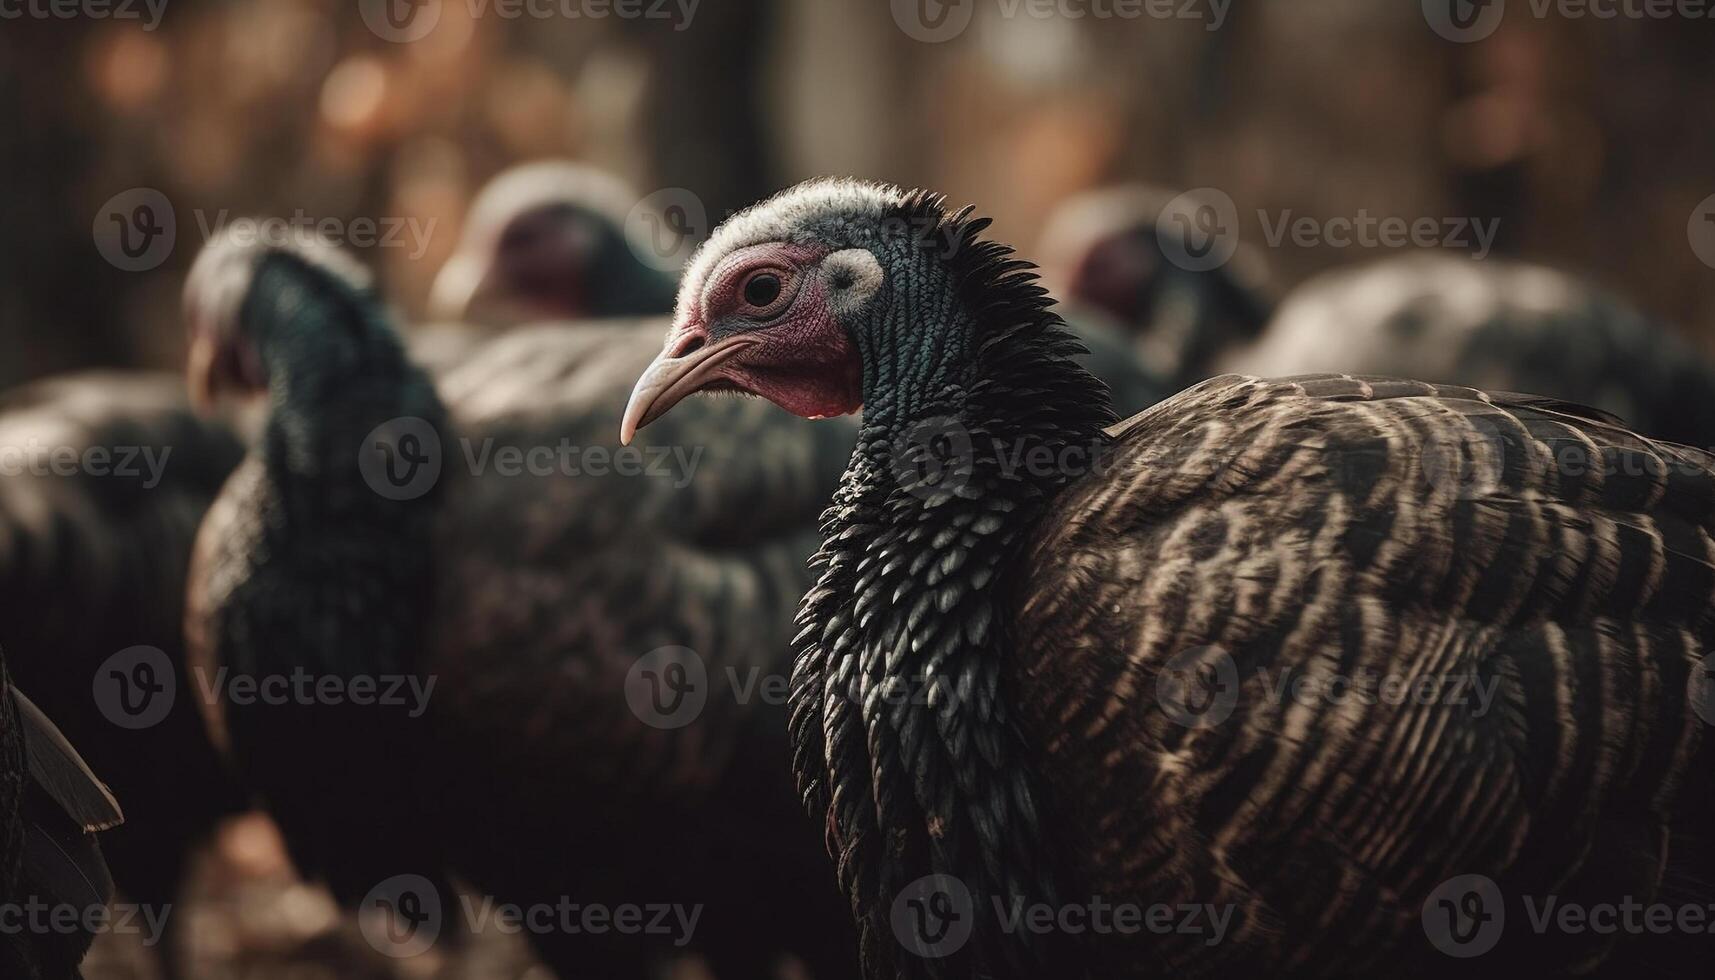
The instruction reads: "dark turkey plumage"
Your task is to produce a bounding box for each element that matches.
[0,649,123,980]
[1223,254,1715,446]
[0,372,246,966]
[184,232,860,978]
[623,179,1714,979]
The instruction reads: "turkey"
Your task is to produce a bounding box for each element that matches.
[414,161,682,379]
[427,161,680,328]
[1221,254,1715,446]
[436,163,1169,416]
[0,372,247,970]
[1038,184,1274,391]
[622,179,1715,979]
[183,231,860,978]
[0,647,124,980]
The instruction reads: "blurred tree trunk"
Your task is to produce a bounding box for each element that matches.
[629,0,781,219]
[0,24,132,388]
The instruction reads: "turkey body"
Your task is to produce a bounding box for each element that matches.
[186,239,860,978]
[620,180,1715,980]
[1222,255,1715,446]
[1013,374,1715,977]
[0,372,246,961]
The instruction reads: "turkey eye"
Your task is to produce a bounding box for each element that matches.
[743,272,783,309]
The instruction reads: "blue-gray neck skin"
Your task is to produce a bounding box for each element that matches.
[789,197,1116,979]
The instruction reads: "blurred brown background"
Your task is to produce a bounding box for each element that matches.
[3,2,1714,978]
[4,1,1715,390]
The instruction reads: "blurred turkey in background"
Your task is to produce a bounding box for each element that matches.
[7,0,1715,385]
[1,0,1714,977]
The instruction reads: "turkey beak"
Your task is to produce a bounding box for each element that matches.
[620,332,760,445]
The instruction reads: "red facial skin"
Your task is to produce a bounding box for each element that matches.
[669,242,864,420]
